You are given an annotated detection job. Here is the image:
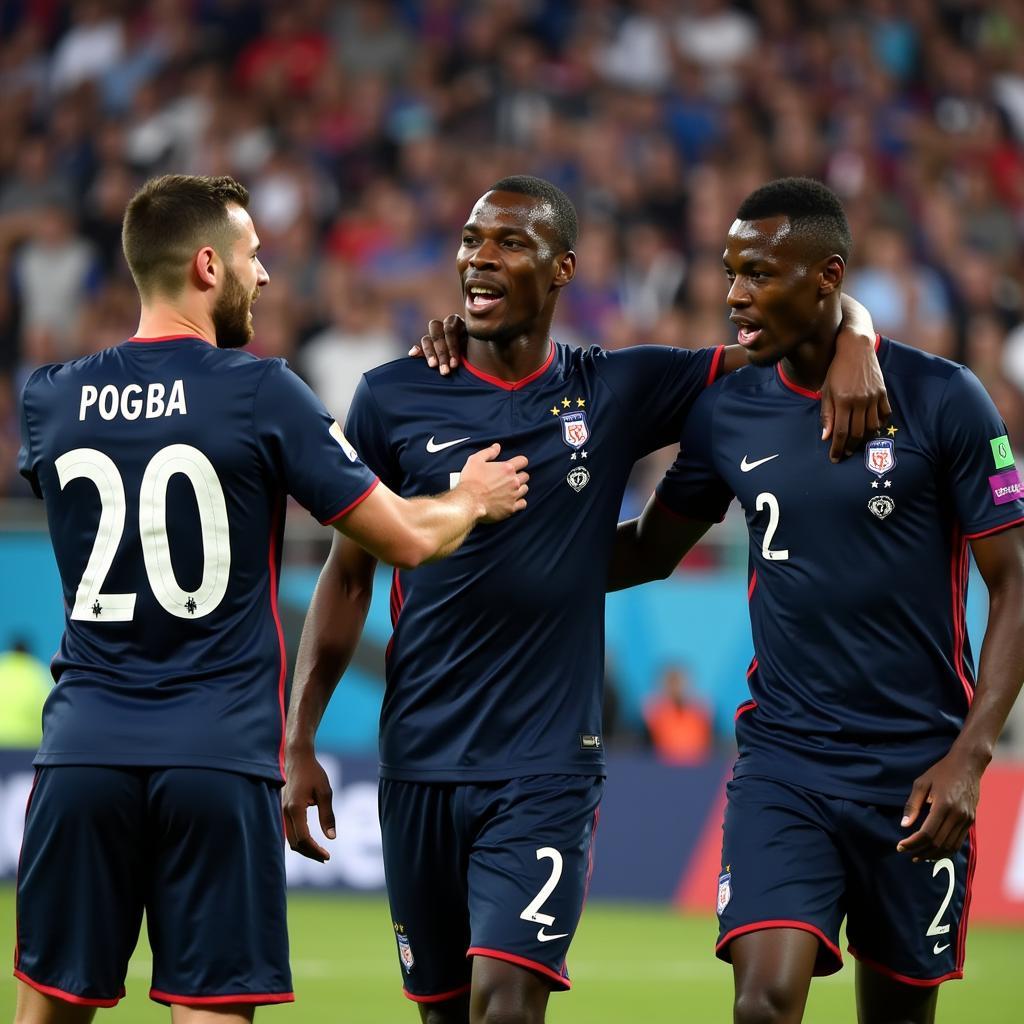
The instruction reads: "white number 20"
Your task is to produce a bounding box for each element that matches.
[755,491,789,561]
[56,444,231,621]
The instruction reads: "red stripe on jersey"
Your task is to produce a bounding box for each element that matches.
[403,983,471,1004]
[386,569,405,662]
[735,698,757,720]
[845,950,962,988]
[957,825,978,972]
[747,569,757,601]
[462,342,555,390]
[706,345,725,388]
[150,988,294,1006]
[14,971,123,1007]
[964,515,1024,540]
[268,501,288,780]
[717,921,843,974]
[321,477,380,525]
[950,526,974,708]
[13,769,38,971]
[466,948,571,989]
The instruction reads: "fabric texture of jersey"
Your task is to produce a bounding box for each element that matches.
[346,341,722,781]
[657,337,1024,801]
[18,336,378,781]
[379,774,602,999]
[15,766,293,1006]
[715,775,973,985]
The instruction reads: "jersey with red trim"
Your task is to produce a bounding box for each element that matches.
[18,335,377,781]
[347,340,723,781]
[656,337,1024,801]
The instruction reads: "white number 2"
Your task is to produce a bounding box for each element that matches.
[927,858,956,938]
[56,444,231,621]
[755,492,789,561]
[520,847,564,927]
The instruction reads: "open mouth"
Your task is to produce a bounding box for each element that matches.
[731,319,763,347]
[465,283,505,315]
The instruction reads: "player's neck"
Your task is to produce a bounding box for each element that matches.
[465,333,551,383]
[778,308,842,392]
[135,299,216,345]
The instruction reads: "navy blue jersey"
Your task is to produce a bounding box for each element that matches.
[19,335,378,782]
[657,337,1024,801]
[347,341,723,781]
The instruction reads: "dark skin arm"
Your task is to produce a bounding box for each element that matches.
[411,295,889,462]
[897,526,1024,861]
[282,534,377,862]
[607,494,715,592]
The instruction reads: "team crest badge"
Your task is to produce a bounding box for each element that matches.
[567,467,590,492]
[868,495,895,520]
[560,411,590,450]
[865,438,895,477]
[717,869,732,916]
[396,932,415,973]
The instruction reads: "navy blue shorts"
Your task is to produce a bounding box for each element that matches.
[379,774,602,1003]
[15,766,293,1008]
[715,775,975,985]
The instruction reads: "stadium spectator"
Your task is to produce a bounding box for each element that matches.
[643,665,714,765]
[0,638,50,749]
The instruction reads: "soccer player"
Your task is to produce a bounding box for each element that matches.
[14,174,528,1024]
[610,178,1024,1024]
[283,175,888,1024]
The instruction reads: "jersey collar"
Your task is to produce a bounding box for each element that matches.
[775,333,883,400]
[461,341,556,391]
[126,334,207,344]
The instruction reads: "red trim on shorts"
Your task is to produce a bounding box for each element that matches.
[467,948,570,990]
[268,501,288,780]
[320,478,380,525]
[776,364,821,400]
[14,970,123,1007]
[150,988,294,1006]
[13,769,39,970]
[706,345,725,387]
[462,342,555,390]
[958,825,977,972]
[716,920,843,974]
[964,516,1024,540]
[127,334,206,344]
[402,983,471,1004]
[845,949,962,988]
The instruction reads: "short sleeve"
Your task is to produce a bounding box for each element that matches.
[605,344,725,456]
[344,376,402,491]
[17,368,45,499]
[655,382,734,524]
[938,367,1024,538]
[253,360,378,524]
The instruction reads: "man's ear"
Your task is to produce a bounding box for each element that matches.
[819,254,845,296]
[552,249,576,290]
[193,245,219,290]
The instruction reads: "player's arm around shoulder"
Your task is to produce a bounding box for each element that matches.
[336,443,529,569]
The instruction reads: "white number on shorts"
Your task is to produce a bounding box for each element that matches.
[58,444,231,621]
[926,858,956,938]
[755,492,789,561]
[520,847,565,928]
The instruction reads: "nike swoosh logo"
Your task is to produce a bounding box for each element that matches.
[537,928,569,942]
[933,942,950,955]
[426,435,471,453]
[740,454,780,472]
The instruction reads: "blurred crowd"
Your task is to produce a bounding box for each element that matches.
[2,0,1024,502]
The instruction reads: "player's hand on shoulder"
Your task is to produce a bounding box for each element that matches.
[820,339,891,463]
[282,748,336,863]
[896,748,982,862]
[457,443,529,522]
[409,314,466,375]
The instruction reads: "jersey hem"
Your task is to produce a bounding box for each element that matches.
[378,763,607,782]
[732,766,926,805]
[31,753,284,783]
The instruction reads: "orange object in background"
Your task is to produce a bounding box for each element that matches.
[644,665,713,765]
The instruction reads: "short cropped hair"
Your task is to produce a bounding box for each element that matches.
[122,174,250,299]
[488,175,578,252]
[736,177,852,262]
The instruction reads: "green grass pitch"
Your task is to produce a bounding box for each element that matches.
[0,890,1021,1022]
